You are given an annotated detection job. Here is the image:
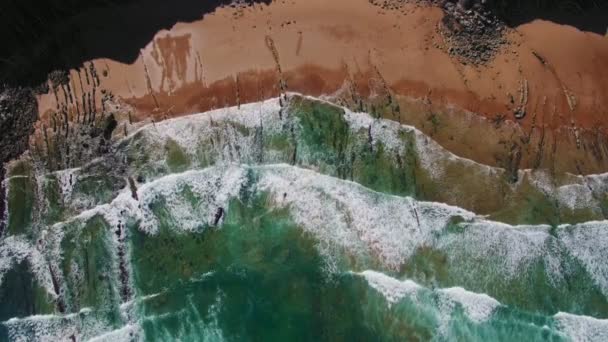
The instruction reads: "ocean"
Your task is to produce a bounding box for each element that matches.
[1,94,607,341]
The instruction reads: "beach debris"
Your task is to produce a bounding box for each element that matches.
[532,51,547,66]
[128,176,139,200]
[514,78,528,119]
[563,85,577,112]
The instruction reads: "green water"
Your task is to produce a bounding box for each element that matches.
[1,96,607,341]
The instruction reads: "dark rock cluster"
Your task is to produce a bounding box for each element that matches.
[369,0,508,64]
[369,0,425,11]
[438,0,507,64]
[0,87,38,166]
[0,86,38,234]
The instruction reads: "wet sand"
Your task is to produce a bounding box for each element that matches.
[35,0,608,174]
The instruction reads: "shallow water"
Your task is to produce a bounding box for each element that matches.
[1,95,608,341]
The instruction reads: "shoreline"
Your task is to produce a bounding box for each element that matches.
[32,0,608,174]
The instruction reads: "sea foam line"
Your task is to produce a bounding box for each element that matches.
[355,270,608,341]
[36,164,608,299]
[115,94,608,220]
[10,94,605,234]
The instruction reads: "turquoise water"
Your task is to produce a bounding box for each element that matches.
[1,95,607,341]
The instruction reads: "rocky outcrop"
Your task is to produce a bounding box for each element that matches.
[371,0,607,63]
[439,0,507,64]
[0,87,38,168]
[0,86,38,235]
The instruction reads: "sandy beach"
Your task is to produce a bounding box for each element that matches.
[35,0,608,174]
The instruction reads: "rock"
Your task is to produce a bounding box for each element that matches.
[213,207,225,226]
[48,69,69,88]
[0,86,38,165]
[0,84,38,235]
[438,0,507,65]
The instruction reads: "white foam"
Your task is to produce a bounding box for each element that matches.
[525,170,604,215]
[40,162,467,274]
[4,160,607,340]
[557,221,608,297]
[439,287,501,323]
[134,166,246,233]
[3,308,112,342]
[87,324,142,342]
[4,94,608,341]
[316,95,608,216]
[1,175,19,230]
[437,221,557,279]
[584,173,608,197]
[45,165,248,237]
[255,164,474,270]
[124,97,283,161]
[0,236,55,297]
[356,270,501,325]
[109,94,608,218]
[255,165,608,290]
[53,167,80,203]
[0,236,29,284]
[356,270,421,306]
[555,312,608,342]
[343,110,410,155]
[38,163,608,289]
[356,270,608,340]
